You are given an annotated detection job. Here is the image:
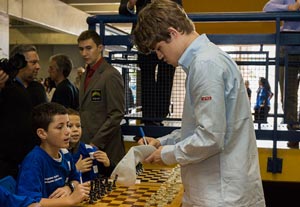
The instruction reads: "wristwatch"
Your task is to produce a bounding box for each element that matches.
[67,182,75,192]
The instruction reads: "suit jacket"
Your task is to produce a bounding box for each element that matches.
[79,59,125,164]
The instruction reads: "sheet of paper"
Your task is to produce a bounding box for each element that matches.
[111,145,156,186]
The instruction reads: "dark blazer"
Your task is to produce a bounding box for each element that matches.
[79,59,125,164]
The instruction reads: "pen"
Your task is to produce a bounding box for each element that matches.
[138,127,148,145]
[79,171,83,184]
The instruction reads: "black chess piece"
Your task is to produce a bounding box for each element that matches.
[100,178,106,196]
[89,180,95,204]
[104,177,109,187]
[107,181,113,192]
[94,178,100,200]
[136,162,144,175]
[112,174,118,189]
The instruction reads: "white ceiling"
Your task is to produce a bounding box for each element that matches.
[60,0,132,33]
[60,0,121,15]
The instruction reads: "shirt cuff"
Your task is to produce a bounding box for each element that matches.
[161,145,177,165]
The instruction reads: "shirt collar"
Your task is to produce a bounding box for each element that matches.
[15,77,26,88]
[178,34,210,72]
[87,57,104,72]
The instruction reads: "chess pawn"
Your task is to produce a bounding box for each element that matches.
[112,174,118,189]
[107,181,113,192]
[89,180,95,204]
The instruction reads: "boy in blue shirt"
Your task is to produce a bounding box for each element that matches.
[16,102,90,206]
[0,186,40,207]
[67,108,115,182]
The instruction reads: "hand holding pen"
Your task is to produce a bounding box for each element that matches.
[137,127,161,148]
[138,127,148,145]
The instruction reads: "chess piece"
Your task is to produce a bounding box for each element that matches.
[112,174,118,189]
[100,178,106,196]
[94,178,101,200]
[135,162,144,175]
[107,181,113,192]
[89,180,95,204]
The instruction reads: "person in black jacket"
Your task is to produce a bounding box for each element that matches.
[119,0,182,126]
[48,54,79,110]
[0,44,47,179]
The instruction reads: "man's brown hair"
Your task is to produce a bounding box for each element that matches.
[133,0,194,54]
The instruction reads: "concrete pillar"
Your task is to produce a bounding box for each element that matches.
[0,12,9,58]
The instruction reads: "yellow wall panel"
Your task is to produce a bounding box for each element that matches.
[183,0,269,12]
[183,0,275,34]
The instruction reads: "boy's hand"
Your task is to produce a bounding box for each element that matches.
[76,155,93,172]
[93,150,110,167]
[28,203,41,207]
[69,182,90,204]
[48,185,71,198]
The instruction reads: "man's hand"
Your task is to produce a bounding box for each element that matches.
[137,137,161,148]
[288,0,300,11]
[144,146,166,165]
[0,70,9,90]
[127,0,137,10]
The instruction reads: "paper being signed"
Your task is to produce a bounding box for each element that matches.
[111,145,156,186]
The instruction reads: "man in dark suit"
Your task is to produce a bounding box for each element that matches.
[77,30,125,165]
[0,45,47,179]
[119,0,183,126]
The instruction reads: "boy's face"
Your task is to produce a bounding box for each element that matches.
[44,114,70,149]
[69,114,82,144]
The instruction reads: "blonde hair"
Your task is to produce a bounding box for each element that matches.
[133,0,194,54]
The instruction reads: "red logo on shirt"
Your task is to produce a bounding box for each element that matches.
[201,96,212,101]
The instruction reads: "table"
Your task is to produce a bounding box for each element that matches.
[77,166,183,207]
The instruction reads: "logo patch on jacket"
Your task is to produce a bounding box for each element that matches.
[91,89,101,101]
[201,96,212,101]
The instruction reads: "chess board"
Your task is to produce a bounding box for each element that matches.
[78,167,183,207]
[79,185,183,207]
[79,185,159,206]
[136,168,173,184]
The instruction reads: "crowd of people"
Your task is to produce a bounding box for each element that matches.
[0,30,126,206]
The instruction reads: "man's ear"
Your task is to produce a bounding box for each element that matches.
[37,128,47,140]
[97,44,104,52]
[168,27,178,38]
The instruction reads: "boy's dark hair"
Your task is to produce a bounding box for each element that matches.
[32,102,68,132]
[77,30,102,46]
[67,108,79,116]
